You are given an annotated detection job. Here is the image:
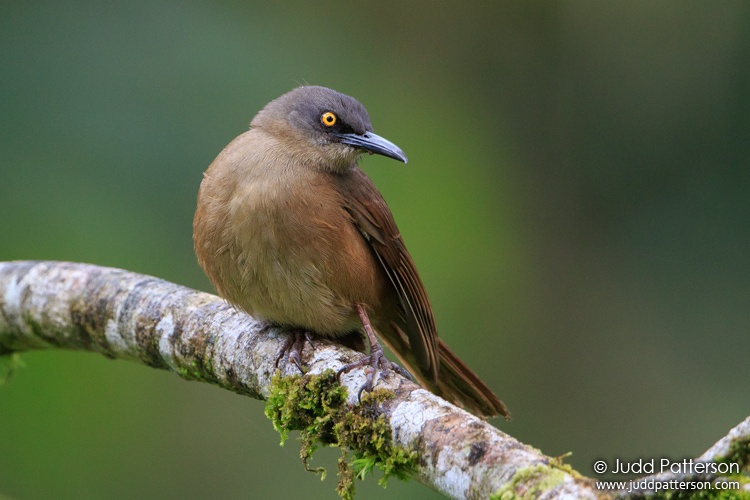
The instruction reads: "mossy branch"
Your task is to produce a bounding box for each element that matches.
[1,261,747,499]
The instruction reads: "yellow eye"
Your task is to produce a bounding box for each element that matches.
[321,111,337,127]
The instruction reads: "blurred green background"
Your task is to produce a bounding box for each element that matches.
[1,2,748,498]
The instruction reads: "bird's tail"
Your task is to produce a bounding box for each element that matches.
[379,322,510,420]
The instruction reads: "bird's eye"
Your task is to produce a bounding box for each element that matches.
[321,112,337,127]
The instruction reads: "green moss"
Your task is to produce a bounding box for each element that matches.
[173,357,220,384]
[264,371,418,499]
[645,436,750,499]
[629,438,750,500]
[489,440,750,500]
[716,435,750,472]
[0,353,25,384]
[490,464,568,499]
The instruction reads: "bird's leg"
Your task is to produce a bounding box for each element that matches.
[275,328,314,373]
[337,304,411,400]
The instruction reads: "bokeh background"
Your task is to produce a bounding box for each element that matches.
[1,2,748,498]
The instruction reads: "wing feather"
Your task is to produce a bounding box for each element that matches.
[334,167,439,382]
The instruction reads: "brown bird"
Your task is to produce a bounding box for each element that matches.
[193,86,509,419]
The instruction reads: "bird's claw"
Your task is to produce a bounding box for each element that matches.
[337,347,410,401]
[357,366,376,401]
[275,330,313,373]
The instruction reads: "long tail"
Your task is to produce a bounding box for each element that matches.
[433,338,510,419]
[379,322,510,419]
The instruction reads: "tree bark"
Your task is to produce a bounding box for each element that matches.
[1,261,746,499]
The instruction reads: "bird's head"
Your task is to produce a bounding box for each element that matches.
[250,86,407,172]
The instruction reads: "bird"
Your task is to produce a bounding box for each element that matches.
[193,86,509,419]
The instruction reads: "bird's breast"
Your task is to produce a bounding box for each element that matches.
[195,145,387,335]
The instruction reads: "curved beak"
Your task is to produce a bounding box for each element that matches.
[334,131,408,164]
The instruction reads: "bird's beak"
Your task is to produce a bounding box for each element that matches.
[334,131,408,164]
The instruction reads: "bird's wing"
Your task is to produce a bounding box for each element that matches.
[335,167,439,383]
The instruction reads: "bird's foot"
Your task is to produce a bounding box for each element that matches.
[336,304,412,400]
[275,329,315,373]
[337,343,411,401]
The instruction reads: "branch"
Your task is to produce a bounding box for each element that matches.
[624,416,750,496]
[0,261,745,499]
